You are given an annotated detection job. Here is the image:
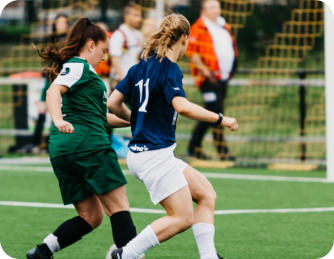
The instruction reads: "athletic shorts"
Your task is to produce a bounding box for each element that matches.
[51,147,127,205]
[127,144,188,205]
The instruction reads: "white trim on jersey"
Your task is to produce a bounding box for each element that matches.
[53,63,84,88]
[89,64,97,74]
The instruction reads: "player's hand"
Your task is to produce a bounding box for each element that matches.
[54,119,74,134]
[221,116,238,131]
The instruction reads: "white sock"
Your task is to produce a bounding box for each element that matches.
[43,233,60,253]
[122,225,159,259]
[192,223,218,259]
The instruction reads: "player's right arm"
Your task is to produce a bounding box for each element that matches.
[107,89,131,122]
[171,96,238,131]
[46,84,74,134]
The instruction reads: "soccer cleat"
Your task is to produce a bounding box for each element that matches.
[188,147,211,160]
[219,153,236,161]
[107,244,145,259]
[106,244,117,259]
[217,253,224,259]
[111,248,123,259]
[26,244,53,259]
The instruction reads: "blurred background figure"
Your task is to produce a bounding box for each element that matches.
[18,14,70,154]
[141,17,156,42]
[109,2,143,87]
[96,22,113,78]
[186,0,238,161]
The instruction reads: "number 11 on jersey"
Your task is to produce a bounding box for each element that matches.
[135,78,150,112]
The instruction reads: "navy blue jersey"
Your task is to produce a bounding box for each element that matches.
[116,55,186,152]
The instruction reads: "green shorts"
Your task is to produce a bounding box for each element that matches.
[51,147,127,205]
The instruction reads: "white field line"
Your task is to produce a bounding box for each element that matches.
[1,201,334,215]
[201,172,331,183]
[0,157,51,165]
[0,166,331,183]
[0,165,53,172]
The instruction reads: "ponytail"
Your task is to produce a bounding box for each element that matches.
[141,14,190,61]
[38,17,107,81]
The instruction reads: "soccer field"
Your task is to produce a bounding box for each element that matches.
[1,161,334,259]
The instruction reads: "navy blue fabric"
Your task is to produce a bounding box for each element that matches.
[116,55,186,152]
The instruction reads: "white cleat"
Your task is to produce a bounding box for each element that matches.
[105,244,145,259]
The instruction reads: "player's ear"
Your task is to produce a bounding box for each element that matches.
[181,34,188,45]
[87,39,95,53]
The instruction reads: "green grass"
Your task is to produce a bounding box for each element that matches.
[0,164,334,258]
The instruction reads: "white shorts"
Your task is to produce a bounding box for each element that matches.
[127,144,188,205]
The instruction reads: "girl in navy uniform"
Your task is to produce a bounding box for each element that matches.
[108,14,238,259]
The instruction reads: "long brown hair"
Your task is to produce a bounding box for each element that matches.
[38,18,107,81]
[141,14,190,61]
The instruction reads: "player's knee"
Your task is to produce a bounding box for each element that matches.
[178,210,194,231]
[202,189,217,209]
[80,210,103,229]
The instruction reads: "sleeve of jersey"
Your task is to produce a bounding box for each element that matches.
[52,63,85,89]
[115,68,132,98]
[109,31,124,57]
[163,65,186,105]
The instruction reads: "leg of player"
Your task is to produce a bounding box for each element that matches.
[183,166,221,259]
[112,186,194,259]
[98,186,137,248]
[27,195,103,259]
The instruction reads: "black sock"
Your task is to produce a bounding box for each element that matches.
[110,211,137,247]
[53,216,93,249]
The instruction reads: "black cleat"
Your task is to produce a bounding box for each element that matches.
[26,244,53,259]
[217,253,224,259]
[188,147,211,160]
[111,248,123,259]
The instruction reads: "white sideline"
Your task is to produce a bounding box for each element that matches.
[0,165,331,183]
[1,201,334,215]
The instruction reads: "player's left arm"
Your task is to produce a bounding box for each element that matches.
[107,89,131,121]
[107,113,130,128]
[46,84,74,134]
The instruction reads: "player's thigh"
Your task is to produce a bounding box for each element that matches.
[183,166,217,203]
[97,185,130,216]
[160,185,193,218]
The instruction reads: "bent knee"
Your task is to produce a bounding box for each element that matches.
[200,189,217,208]
[178,211,194,231]
[80,211,104,229]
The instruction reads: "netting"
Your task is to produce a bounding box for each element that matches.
[178,0,324,166]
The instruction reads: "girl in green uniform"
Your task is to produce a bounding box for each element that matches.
[27,18,137,259]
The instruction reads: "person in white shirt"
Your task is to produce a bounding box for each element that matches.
[186,0,239,161]
[109,2,143,83]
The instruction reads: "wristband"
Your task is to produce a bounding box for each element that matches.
[216,113,223,125]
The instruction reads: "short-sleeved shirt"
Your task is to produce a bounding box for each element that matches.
[109,24,142,79]
[116,55,186,152]
[49,57,110,159]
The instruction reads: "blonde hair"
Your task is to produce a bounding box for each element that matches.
[141,13,190,61]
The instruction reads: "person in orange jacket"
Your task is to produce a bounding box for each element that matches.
[186,0,238,161]
[96,22,113,78]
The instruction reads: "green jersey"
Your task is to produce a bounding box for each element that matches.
[49,57,110,159]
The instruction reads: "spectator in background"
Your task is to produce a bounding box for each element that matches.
[186,0,238,161]
[109,2,142,87]
[96,22,113,78]
[20,14,70,154]
[141,17,156,42]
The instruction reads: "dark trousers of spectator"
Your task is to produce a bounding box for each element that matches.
[188,78,229,157]
[33,113,46,146]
